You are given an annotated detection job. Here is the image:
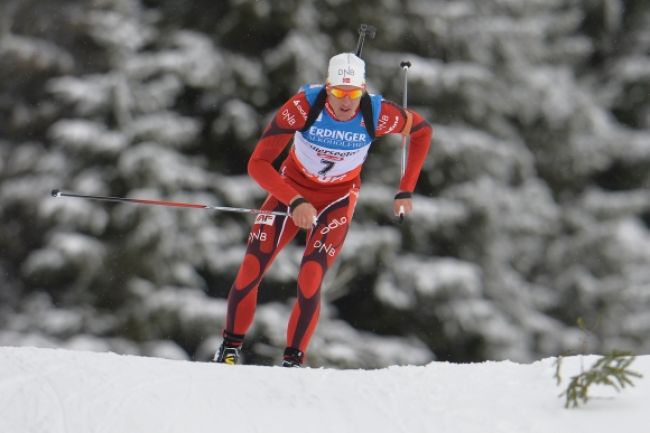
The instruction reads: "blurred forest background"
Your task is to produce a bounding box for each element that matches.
[1,0,649,368]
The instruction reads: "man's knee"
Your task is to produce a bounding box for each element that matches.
[297,261,324,298]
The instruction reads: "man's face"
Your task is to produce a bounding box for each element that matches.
[326,85,365,121]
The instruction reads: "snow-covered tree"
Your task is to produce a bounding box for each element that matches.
[2,0,649,367]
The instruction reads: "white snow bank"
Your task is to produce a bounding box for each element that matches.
[0,347,647,433]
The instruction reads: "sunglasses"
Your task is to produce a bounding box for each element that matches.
[328,86,364,99]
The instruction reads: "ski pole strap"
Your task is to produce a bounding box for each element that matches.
[394,191,412,200]
[400,110,413,137]
[289,197,309,214]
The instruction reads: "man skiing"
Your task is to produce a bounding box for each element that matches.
[214,52,432,367]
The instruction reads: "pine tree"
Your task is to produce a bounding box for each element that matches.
[2,0,650,366]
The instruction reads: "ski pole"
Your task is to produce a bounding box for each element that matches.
[355,23,376,57]
[398,60,411,222]
[399,60,411,179]
[51,189,289,217]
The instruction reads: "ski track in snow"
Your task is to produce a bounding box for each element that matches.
[1,347,648,433]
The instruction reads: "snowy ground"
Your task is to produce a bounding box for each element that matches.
[1,347,647,433]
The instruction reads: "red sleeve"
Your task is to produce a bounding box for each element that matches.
[247,91,310,205]
[375,100,433,193]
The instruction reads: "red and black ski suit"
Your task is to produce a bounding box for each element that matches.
[222,86,432,358]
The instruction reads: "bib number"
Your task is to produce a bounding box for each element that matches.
[318,159,336,175]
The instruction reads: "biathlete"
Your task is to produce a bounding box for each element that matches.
[214,52,432,367]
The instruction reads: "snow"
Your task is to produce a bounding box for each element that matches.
[1,347,648,433]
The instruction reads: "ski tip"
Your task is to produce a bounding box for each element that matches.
[51,189,61,197]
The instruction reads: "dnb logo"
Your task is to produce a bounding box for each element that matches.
[338,66,355,84]
[320,217,347,234]
[255,214,276,226]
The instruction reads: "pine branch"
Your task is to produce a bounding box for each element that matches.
[558,351,643,408]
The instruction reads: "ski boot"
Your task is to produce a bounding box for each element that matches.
[213,331,244,365]
[213,344,241,365]
[281,347,304,367]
